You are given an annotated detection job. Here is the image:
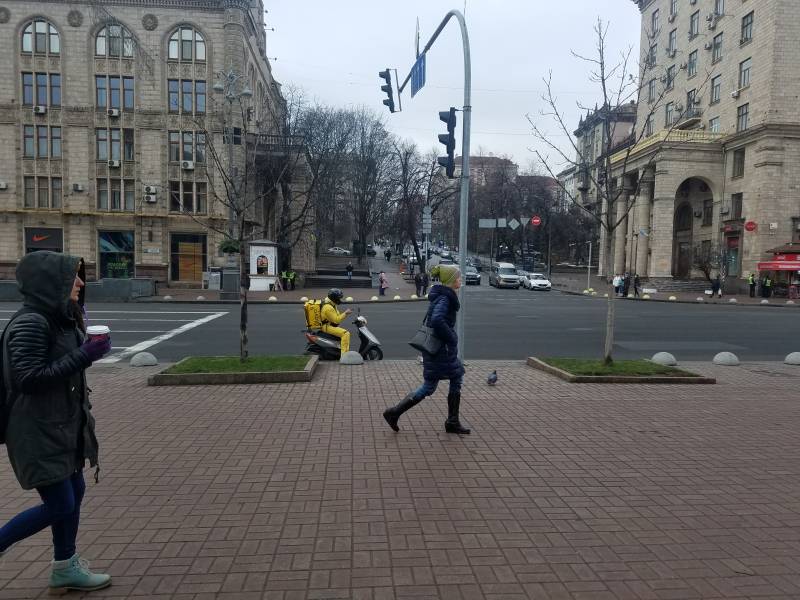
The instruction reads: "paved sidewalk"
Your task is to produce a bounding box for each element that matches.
[2,361,800,599]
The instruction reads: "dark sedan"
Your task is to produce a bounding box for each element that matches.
[465,266,481,285]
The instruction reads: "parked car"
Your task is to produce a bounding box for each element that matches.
[525,272,552,291]
[465,266,481,285]
[327,247,351,256]
[516,270,531,289]
[468,257,483,272]
[489,262,520,289]
[366,244,377,256]
[439,257,455,265]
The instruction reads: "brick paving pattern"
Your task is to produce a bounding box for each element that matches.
[1,360,800,599]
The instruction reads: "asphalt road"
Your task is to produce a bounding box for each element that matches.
[2,283,797,362]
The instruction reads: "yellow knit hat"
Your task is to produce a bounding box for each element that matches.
[431,264,461,287]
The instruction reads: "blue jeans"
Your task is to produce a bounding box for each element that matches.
[0,471,85,561]
[414,375,463,399]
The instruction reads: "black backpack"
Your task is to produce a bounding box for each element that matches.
[0,307,56,445]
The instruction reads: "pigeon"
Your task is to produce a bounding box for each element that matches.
[487,370,498,386]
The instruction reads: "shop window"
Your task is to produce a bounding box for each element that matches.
[98,231,135,278]
[170,233,207,282]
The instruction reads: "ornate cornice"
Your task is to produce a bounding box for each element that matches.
[11,0,227,12]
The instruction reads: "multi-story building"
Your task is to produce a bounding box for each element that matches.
[610,0,800,292]
[556,165,577,213]
[0,0,311,286]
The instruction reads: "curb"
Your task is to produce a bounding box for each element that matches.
[526,357,716,384]
[147,355,319,386]
[135,297,426,305]
[556,287,793,308]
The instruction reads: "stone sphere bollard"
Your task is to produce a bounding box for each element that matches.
[268,296,277,301]
[393,295,402,300]
[411,294,418,300]
[785,352,800,365]
[163,295,173,301]
[696,297,704,302]
[583,289,590,294]
[728,298,737,304]
[591,291,597,296]
[761,299,769,305]
[339,351,364,365]
[300,296,309,302]
[371,296,379,301]
[713,351,740,366]
[642,294,651,300]
[787,300,796,305]
[651,352,677,366]
[196,295,206,301]
[130,352,158,367]
[669,296,677,301]
[345,296,354,302]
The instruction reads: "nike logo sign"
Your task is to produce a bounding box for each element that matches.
[31,235,50,242]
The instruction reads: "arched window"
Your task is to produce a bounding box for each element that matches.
[22,19,60,55]
[675,203,693,231]
[96,24,135,58]
[168,26,206,62]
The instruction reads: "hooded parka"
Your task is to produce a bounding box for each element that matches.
[3,252,98,490]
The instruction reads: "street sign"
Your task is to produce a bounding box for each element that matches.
[422,206,432,234]
[411,53,426,97]
[508,218,520,231]
[531,215,542,227]
[745,221,757,232]
[478,218,496,228]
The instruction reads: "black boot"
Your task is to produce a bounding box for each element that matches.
[444,392,471,434]
[383,393,422,432]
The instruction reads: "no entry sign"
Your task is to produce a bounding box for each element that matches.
[531,215,542,227]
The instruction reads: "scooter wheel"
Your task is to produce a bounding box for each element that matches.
[366,347,384,361]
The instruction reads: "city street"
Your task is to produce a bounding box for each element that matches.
[2,288,795,362]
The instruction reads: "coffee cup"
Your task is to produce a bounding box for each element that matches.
[86,325,111,342]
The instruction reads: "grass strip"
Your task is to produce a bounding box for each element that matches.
[541,357,699,377]
[164,355,309,375]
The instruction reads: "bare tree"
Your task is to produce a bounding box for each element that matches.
[692,242,729,284]
[528,18,714,364]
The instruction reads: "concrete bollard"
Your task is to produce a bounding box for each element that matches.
[696,297,704,302]
[583,289,590,295]
[300,296,309,302]
[669,296,677,301]
[268,296,277,301]
[784,352,800,365]
[729,298,737,304]
[761,299,769,305]
[651,352,677,366]
[345,296,354,302]
[393,295,402,300]
[339,351,364,365]
[371,296,379,301]
[411,294,418,300]
[787,300,796,305]
[713,351,740,366]
[130,352,158,367]
[163,295,173,301]
[196,295,206,301]
[642,294,651,300]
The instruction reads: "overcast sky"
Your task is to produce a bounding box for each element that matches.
[268,1,642,173]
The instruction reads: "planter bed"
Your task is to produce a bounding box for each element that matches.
[148,355,318,386]
[528,357,715,384]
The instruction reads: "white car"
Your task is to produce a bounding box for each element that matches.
[489,262,520,289]
[327,247,351,256]
[525,272,552,291]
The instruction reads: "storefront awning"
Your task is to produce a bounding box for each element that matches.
[757,261,800,271]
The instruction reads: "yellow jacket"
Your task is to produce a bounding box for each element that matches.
[321,301,346,326]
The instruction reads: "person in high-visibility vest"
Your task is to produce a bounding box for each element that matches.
[764,276,772,298]
[748,273,756,298]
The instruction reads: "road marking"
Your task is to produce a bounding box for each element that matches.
[97,312,227,364]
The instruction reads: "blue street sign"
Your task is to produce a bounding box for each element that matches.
[411,53,426,97]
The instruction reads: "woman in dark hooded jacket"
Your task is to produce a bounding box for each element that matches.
[0,251,112,595]
[383,264,470,434]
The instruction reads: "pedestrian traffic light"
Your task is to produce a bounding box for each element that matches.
[437,107,457,178]
[378,69,395,113]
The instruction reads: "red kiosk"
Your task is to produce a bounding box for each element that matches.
[757,243,800,298]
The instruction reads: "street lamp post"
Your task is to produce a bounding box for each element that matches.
[212,68,252,241]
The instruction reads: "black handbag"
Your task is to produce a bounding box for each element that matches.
[408,303,443,354]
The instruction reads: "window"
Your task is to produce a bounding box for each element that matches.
[710,75,721,104]
[22,73,33,105]
[24,177,35,208]
[22,20,59,55]
[167,79,206,114]
[688,50,698,77]
[731,193,743,220]
[169,131,206,163]
[36,73,47,105]
[51,126,61,158]
[95,129,125,161]
[666,64,676,90]
[736,104,749,132]
[98,231,135,278]
[647,78,656,103]
[647,44,657,67]
[38,177,49,208]
[37,126,47,158]
[123,129,134,161]
[702,199,713,226]
[182,131,193,160]
[110,76,121,109]
[741,11,754,44]
[51,178,62,209]
[168,26,206,62]
[739,58,751,89]
[168,131,180,162]
[97,179,135,211]
[123,77,134,109]
[645,114,655,137]
[196,133,206,163]
[712,33,723,63]
[223,127,242,145]
[690,11,700,38]
[714,0,724,16]
[651,9,660,34]
[668,29,677,53]
[96,76,107,107]
[50,74,61,106]
[665,101,675,126]
[709,116,720,133]
[733,148,745,177]
[670,0,678,16]
[95,24,135,58]
[23,125,34,157]
[686,89,697,116]
[169,180,207,213]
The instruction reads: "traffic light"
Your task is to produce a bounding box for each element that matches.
[378,69,395,113]
[437,107,457,178]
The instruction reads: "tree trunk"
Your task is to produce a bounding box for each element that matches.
[602,225,615,366]
[239,236,249,363]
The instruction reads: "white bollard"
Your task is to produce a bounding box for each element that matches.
[713,351,740,366]
[669,296,677,301]
[651,352,677,366]
[268,296,277,301]
[371,296,379,301]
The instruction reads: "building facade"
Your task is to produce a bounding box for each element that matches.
[0,0,310,285]
[610,0,800,292]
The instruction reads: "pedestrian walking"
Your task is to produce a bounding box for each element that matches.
[378,271,389,296]
[613,273,621,296]
[748,273,757,298]
[622,273,631,298]
[420,270,429,297]
[346,262,353,282]
[0,251,112,595]
[634,274,641,298]
[711,274,722,298]
[382,264,470,435]
[414,271,423,297]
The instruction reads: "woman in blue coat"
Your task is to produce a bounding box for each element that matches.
[383,264,470,434]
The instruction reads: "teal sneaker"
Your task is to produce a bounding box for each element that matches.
[48,554,111,596]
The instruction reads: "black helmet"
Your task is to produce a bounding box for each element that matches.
[327,288,344,304]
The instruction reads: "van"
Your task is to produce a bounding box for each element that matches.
[489,262,520,289]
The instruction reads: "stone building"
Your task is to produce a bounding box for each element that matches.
[0,0,313,285]
[609,0,800,293]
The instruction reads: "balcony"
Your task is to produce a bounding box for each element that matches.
[576,165,591,192]
[675,106,703,129]
[610,129,723,166]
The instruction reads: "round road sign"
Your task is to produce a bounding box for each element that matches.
[531,216,542,227]
[744,221,757,232]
